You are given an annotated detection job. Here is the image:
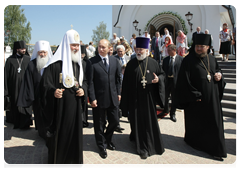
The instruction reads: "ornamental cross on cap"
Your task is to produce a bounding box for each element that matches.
[71,24,73,30]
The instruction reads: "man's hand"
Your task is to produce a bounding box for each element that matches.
[91,100,97,107]
[118,95,121,101]
[152,73,159,83]
[197,99,201,102]
[76,88,84,97]
[214,72,222,82]
[54,88,65,98]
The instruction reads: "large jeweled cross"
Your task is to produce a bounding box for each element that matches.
[141,76,147,89]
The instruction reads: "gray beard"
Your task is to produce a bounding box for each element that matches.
[71,50,80,63]
[137,52,147,60]
[36,55,49,73]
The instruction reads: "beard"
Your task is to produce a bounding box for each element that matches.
[17,50,26,56]
[196,52,207,58]
[137,51,147,60]
[36,55,49,73]
[71,50,80,63]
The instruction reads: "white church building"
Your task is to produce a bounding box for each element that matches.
[112,5,236,55]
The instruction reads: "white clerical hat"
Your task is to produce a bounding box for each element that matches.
[41,29,83,88]
[31,40,53,61]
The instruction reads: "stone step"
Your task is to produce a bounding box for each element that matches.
[224,89,236,95]
[224,78,236,84]
[223,73,238,79]
[222,108,236,118]
[221,69,236,73]
[222,93,236,101]
[221,100,236,109]
[218,65,236,69]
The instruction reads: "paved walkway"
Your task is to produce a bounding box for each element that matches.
[4,109,236,166]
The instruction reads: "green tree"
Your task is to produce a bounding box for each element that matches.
[4,5,32,48]
[91,21,110,46]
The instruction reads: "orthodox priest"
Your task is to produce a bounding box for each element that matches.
[40,29,87,164]
[17,40,52,139]
[120,37,165,159]
[175,34,227,161]
[4,40,33,129]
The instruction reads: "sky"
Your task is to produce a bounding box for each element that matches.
[17,5,112,46]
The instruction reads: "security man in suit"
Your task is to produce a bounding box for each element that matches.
[159,44,183,122]
[88,39,122,159]
[192,26,204,43]
[151,31,163,63]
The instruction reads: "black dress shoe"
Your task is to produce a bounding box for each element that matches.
[107,142,116,150]
[170,114,177,122]
[99,148,107,159]
[140,152,148,159]
[157,112,168,119]
[213,156,223,161]
[120,127,125,130]
[114,127,123,133]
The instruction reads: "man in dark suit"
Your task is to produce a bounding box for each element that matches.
[192,26,204,43]
[88,39,122,159]
[159,44,183,122]
[151,31,163,63]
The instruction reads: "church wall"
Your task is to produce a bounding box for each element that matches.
[112,5,233,55]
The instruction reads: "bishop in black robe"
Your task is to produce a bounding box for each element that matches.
[17,58,46,138]
[175,34,227,160]
[120,37,165,159]
[4,41,32,129]
[40,60,87,163]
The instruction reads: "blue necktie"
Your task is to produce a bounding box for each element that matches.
[120,57,124,65]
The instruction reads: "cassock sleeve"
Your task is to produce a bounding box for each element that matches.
[17,63,35,107]
[156,64,165,108]
[87,60,96,103]
[175,57,202,109]
[119,62,130,117]
[40,64,58,132]
[214,58,226,101]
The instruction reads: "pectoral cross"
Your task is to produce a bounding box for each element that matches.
[141,76,147,89]
[17,67,21,73]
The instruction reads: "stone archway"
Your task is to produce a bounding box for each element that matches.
[147,13,185,44]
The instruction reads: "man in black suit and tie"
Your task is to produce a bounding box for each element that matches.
[151,32,163,63]
[159,44,183,122]
[192,26,204,43]
[88,39,122,159]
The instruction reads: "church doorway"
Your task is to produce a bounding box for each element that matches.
[147,13,185,45]
[159,24,175,44]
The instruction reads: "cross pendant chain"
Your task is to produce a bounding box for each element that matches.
[141,76,147,89]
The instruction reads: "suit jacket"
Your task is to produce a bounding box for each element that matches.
[88,55,122,108]
[162,55,184,86]
[192,31,204,42]
[151,36,163,51]
[115,54,130,66]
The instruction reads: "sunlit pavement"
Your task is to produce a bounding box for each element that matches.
[4,109,236,165]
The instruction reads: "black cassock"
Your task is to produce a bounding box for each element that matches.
[120,56,165,156]
[40,61,87,164]
[17,59,45,138]
[4,54,32,129]
[175,54,227,158]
